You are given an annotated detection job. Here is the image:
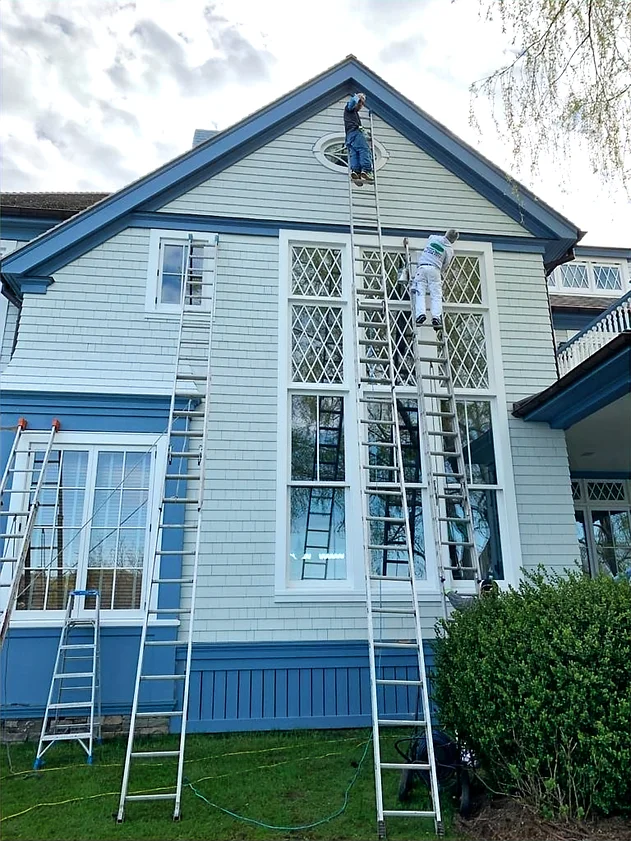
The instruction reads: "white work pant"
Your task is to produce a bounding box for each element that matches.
[411,265,443,319]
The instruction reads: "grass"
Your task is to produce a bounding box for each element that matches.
[0,728,461,840]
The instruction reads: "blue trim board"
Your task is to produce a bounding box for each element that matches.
[1,637,435,732]
[1,56,579,296]
[575,246,631,260]
[1,626,177,719]
[552,311,605,331]
[571,471,631,480]
[129,212,549,254]
[0,217,56,241]
[513,334,631,429]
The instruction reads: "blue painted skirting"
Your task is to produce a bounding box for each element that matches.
[1,636,435,733]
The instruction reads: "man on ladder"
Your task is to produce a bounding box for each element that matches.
[344,92,374,185]
[410,229,459,329]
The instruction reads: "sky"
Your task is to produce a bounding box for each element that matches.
[1,0,629,246]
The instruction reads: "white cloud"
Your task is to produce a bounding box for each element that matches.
[0,0,628,245]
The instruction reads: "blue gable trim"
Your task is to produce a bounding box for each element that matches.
[1,57,578,291]
[575,246,631,261]
[513,338,631,429]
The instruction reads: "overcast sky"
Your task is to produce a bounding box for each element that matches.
[1,0,629,246]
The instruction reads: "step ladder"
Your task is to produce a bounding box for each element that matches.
[117,234,218,822]
[0,419,61,648]
[350,112,442,838]
[402,237,483,615]
[34,589,101,768]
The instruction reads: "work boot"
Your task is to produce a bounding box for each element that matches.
[416,314,427,326]
[361,171,374,182]
[432,317,442,330]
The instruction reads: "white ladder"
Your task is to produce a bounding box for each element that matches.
[0,419,61,648]
[34,589,101,768]
[403,238,483,616]
[350,113,442,838]
[117,234,218,822]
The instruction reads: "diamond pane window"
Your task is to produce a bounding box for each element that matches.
[291,246,342,297]
[444,312,489,389]
[593,265,622,291]
[587,481,626,502]
[361,250,407,301]
[560,263,589,289]
[571,480,582,501]
[443,256,482,305]
[291,305,343,383]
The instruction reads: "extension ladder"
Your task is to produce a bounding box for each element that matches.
[0,419,61,648]
[350,112,442,838]
[403,239,483,615]
[34,589,101,767]
[117,234,218,822]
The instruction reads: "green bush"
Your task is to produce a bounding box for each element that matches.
[433,569,631,818]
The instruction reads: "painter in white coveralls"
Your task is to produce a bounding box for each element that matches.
[411,229,459,329]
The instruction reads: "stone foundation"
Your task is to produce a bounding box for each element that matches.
[0,715,168,743]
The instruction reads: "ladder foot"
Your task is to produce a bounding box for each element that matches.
[86,754,94,765]
[436,819,445,836]
[378,819,386,839]
[33,757,44,770]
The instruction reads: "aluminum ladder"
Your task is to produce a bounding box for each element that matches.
[350,112,442,838]
[402,238,483,616]
[117,234,218,822]
[0,418,61,648]
[34,589,101,767]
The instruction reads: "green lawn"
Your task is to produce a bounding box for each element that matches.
[1,729,460,840]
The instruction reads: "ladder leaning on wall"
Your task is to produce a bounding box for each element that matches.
[349,111,443,838]
[0,418,61,649]
[117,234,218,822]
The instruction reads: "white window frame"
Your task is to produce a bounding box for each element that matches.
[145,228,217,317]
[275,232,522,602]
[572,478,631,577]
[0,431,168,627]
[313,132,389,174]
[548,259,630,297]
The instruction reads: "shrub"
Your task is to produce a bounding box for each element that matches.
[433,569,631,818]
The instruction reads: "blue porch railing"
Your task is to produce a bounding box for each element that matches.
[557,289,631,376]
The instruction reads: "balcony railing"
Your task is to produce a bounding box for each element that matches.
[557,290,631,376]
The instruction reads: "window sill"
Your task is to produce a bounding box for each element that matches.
[8,617,180,629]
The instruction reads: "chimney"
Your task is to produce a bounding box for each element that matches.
[192,129,219,148]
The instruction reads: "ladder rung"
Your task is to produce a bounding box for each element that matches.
[174,392,206,399]
[428,429,457,436]
[367,516,405,523]
[426,411,455,418]
[378,719,427,726]
[169,430,204,437]
[359,338,388,346]
[422,374,450,381]
[443,565,477,572]
[382,809,436,817]
[161,523,198,529]
[172,411,205,418]
[359,397,391,405]
[416,356,447,364]
[149,608,191,614]
[430,450,459,457]
[424,391,452,399]
[126,793,177,801]
[363,465,398,472]
[151,577,194,584]
[0,557,18,563]
[135,710,184,717]
[368,544,407,551]
[165,474,201,480]
[433,472,463,478]
[361,378,390,385]
[365,486,402,493]
[155,550,196,556]
[372,607,415,615]
[169,451,202,458]
[376,679,423,686]
[438,516,470,523]
[373,641,417,648]
[437,493,465,500]
[48,702,92,709]
[359,356,388,364]
[145,640,181,646]
[140,674,185,681]
[443,541,474,547]
[54,672,93,679]
[162,497,198,503]
[60,643,95,650]
[370,573,411,581]
[414,338,442,346]
[130,750,179,758]
[40,732,92,742]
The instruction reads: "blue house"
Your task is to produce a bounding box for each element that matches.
[1,56,630,735]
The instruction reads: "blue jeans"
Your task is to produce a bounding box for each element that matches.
[346,129,373,173]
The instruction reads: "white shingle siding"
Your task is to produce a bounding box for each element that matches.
[494,251,580,573]
[160,103,532,237]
